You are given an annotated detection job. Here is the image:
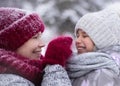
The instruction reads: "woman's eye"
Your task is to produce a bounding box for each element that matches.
[32,34,41,39]
[32,36,38,39]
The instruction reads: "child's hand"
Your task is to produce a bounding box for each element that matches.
[42,36,73,67]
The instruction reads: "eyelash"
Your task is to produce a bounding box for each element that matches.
[83,35,88,37]
[33,35,41,39]
[33,36,38,39]
[76,34,88,38]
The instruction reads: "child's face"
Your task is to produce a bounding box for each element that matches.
[75,29,95,54]
[16,32,45,60]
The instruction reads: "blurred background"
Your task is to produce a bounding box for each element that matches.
[0,0,120,54]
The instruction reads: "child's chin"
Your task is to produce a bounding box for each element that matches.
[77,50,87,54]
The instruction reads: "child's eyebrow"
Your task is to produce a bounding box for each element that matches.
[80,31,85,34]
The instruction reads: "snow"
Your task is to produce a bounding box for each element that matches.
[0,0,120,54]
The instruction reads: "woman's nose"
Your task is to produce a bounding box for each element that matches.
[38,40,45,48]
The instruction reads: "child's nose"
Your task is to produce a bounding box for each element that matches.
[76,37,82,44]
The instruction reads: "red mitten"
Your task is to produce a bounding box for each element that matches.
[43,36,73,67]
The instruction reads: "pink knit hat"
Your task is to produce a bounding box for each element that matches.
[0,7,45,51]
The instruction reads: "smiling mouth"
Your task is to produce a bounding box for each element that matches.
[77,46,87,52]
[33,49,42,54]
[77,46,86,49]
[34,51,42,57]
[36,50,42,53]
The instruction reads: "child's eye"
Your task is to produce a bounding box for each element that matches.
[76,34,79,38]
[83,35,88,37]
[83,34,89,38]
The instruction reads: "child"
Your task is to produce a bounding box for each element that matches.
[41,3,120,86]
[66,4,120,86]
[0,7,45,86]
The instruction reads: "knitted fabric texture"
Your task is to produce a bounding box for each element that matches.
[67,52,119,78]
[0,74,34,86]
[0,7,45,51]
[41,65,72,86]
[42,36,73,67]
[75,4,120,49]
[0,49,44,86]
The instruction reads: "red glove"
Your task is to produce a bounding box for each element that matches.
[42,36,73,67]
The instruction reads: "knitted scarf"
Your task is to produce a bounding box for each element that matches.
[0,48,44,86]
[67,49,120,78]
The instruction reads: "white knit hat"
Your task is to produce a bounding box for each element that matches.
[75,4,120,49]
